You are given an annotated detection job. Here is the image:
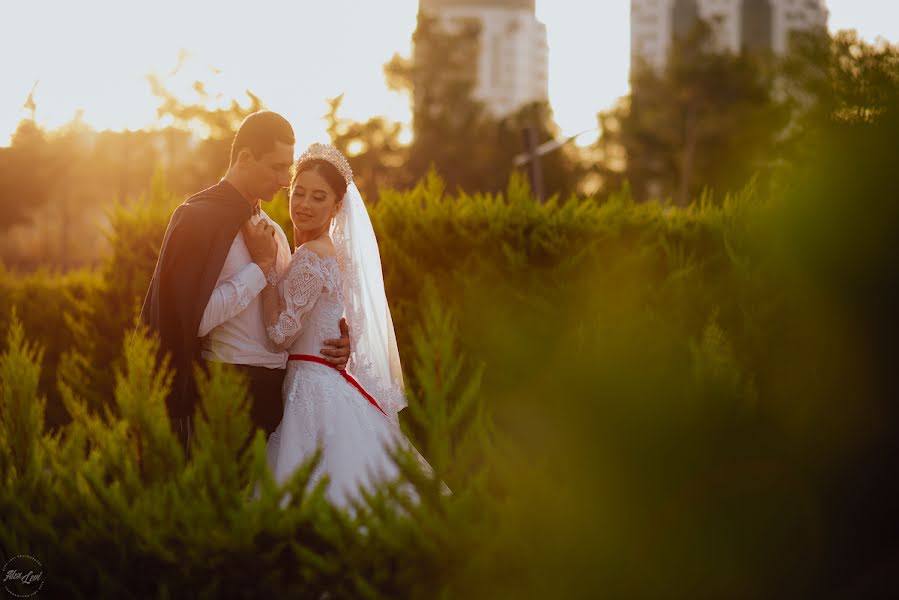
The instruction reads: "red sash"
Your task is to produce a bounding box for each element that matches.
[287,354,388,417]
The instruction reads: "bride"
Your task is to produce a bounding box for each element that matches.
[260,143,429,507]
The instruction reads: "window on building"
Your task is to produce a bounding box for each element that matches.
[741,0,773,52]
[491,33,503,87]
[671,0,700,41]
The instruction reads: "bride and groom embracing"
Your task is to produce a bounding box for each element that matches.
[139,110,426,506]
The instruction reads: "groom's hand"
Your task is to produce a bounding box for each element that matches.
[322,318,351,371]
[242,220,278,271]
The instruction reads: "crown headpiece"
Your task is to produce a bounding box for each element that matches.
[295,143,353,185]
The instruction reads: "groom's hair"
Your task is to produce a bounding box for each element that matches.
[229,111,295,167]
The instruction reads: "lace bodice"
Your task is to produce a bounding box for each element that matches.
[266,246,343,354]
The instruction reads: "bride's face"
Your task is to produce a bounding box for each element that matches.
[290,169,339,234]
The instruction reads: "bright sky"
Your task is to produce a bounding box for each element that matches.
[1,0,897,149]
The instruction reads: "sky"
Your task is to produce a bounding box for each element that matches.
[1,0,897,149]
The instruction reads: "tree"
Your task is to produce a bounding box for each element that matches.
[779,29,899,160]
[384,13,497,192]
[147,73,265,190]
[325,95,408,203]
[0,73,268,270]
[595,20,789,204]
[377,13,582,198]
[0,120,56,231]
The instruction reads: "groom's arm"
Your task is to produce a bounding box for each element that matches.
[197,263,267,336]
[197,221,278,337]
[197,219,278,337]
[321,318,351,371]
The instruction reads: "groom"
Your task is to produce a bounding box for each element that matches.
[139,111,350,455]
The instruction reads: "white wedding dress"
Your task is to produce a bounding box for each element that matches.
[264,245,421,507]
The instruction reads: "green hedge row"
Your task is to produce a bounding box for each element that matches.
[2,105,899,595]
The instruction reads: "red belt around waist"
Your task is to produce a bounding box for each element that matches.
[287,354,388,417]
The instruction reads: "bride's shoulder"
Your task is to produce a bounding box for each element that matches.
[296,237,337,260]
[286,239,340,288]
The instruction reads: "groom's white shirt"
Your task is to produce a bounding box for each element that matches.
[197,209,292,369]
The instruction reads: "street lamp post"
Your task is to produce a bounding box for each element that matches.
[514,126,598,203]
[520,124,545,203]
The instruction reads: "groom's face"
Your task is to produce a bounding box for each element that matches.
[245,140,294,202]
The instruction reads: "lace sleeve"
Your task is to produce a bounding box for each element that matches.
[266,250,326,346]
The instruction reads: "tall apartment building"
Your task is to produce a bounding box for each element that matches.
[631,0,828,71]
[419,0,549,118]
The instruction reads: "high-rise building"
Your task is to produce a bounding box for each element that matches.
[631,0,828,72]
[419,0,549,118]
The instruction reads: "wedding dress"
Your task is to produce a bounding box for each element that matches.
[264,175,435,508]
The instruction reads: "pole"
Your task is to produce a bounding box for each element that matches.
[521,125,545,203]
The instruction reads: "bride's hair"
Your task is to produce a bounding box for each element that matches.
[290,159,348,200]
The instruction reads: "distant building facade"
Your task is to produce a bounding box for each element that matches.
[631,0,828,71]
[419,0,549,117]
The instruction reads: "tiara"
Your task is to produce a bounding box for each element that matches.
[296,143,353,184]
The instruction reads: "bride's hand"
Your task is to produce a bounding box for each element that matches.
[321,318,351,371]
[243,219,277,272]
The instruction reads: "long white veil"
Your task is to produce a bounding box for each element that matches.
[331,182,407,423]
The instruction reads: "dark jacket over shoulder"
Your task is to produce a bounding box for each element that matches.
[138,180,252,419]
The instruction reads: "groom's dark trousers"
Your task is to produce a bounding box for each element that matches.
[171,363,286,458]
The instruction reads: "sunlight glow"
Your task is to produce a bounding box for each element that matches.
[2,1,898,148]
[347,140,365,157]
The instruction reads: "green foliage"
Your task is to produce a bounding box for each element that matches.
[0,265,100,426]
[0,312,47,482]
[0,295,487,598]
[59,171,178,414]
[780,29,899,161]
[1,156,898,594]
